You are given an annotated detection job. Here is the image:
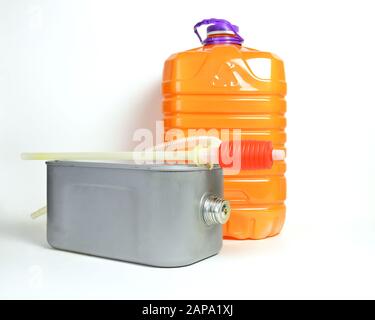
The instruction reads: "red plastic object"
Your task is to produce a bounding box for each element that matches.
[219,140,273,170]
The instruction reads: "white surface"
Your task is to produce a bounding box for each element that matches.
[0,0,374,299]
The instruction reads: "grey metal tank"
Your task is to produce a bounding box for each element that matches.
[46,161,230,267]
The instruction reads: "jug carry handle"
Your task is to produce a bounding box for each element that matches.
[194,18,244,44]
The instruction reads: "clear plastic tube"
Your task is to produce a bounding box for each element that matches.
[31,206,47,219]
[21,136,223,164]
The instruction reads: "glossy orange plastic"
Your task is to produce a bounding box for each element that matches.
[162,36,287,240]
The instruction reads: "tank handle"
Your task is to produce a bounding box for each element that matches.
[194,18,244,44]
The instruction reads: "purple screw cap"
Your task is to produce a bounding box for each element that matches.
[194,18,244,45]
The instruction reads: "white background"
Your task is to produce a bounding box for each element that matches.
[0,0,374,299]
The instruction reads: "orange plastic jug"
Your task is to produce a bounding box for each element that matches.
[162,19,286,239]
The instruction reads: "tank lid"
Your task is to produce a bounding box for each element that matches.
[194,18,244,45]
[46,161,222,172]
